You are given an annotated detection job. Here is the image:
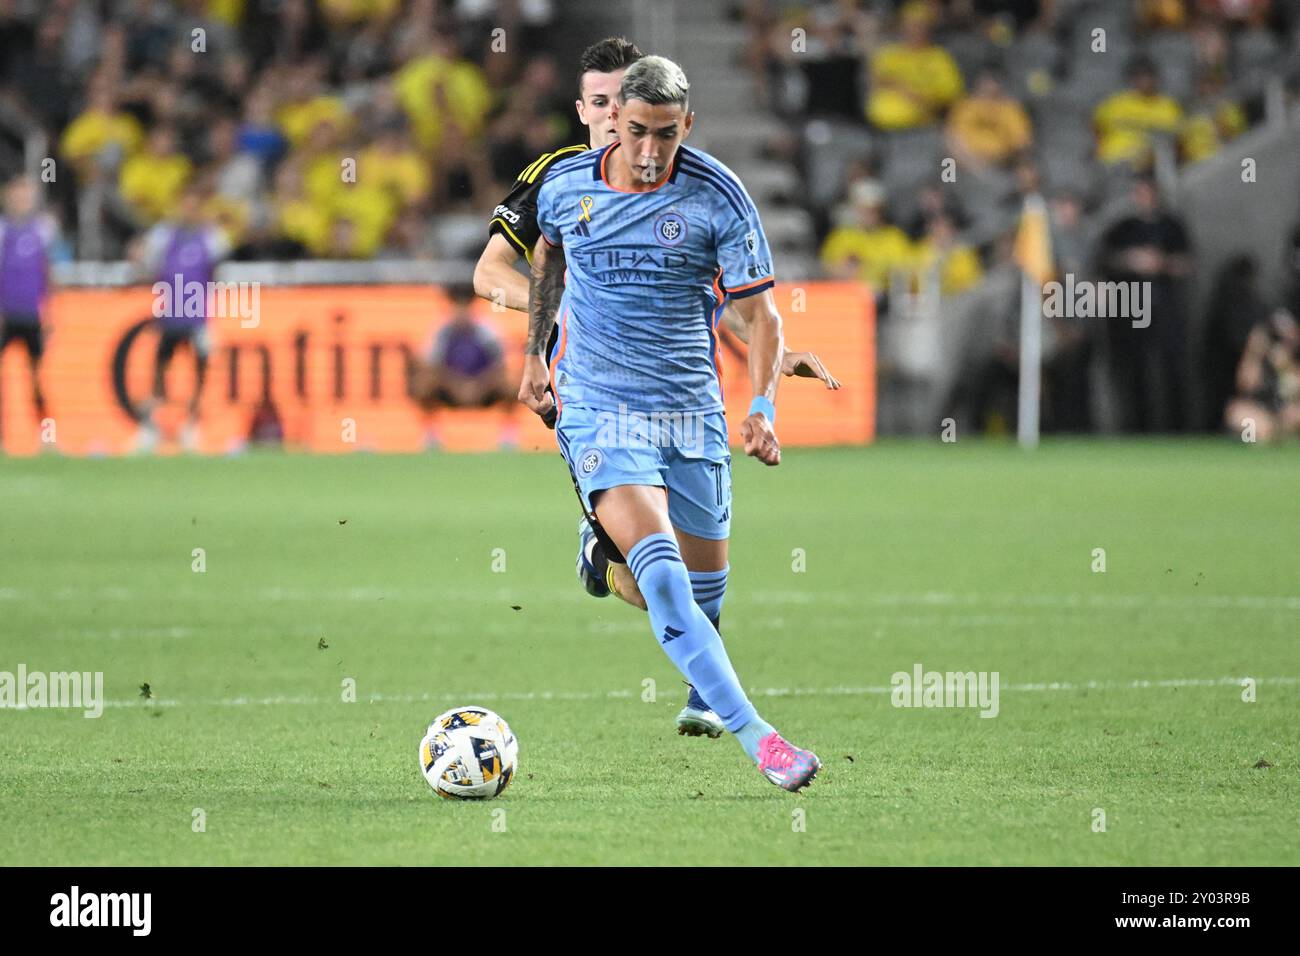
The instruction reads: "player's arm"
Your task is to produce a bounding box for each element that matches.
[721,303,841,389]
[473,233,529,313]
[518,235,564,416]
[728,288,784,466]
[478,156,562,314]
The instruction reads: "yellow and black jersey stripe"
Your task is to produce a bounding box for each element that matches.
[487,143,588,261]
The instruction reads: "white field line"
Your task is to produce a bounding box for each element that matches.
[2,586,1298,612]
[57,675,1296,710]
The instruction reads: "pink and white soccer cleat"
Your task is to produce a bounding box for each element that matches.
[756,731,821,792]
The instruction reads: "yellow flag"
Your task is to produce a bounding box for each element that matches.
[1013,194,1054,285]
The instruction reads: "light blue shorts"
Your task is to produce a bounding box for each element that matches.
[555,405,733,541]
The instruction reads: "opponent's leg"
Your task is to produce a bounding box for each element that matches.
[181,331,209,451]
[566,454,645,609]
[576,516,646,608]
[595,484,819,790]
[24,330,48,422]
[137,329,175,453]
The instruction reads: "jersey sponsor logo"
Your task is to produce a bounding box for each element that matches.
[745,229,758,256]
[569,246,689,284]
[579,448,603,476]
[654,212,688,247]
[492,204,521,225]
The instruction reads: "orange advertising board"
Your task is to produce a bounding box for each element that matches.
[0,283,873,456]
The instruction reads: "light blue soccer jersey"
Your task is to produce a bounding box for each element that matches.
[536,142,774,415]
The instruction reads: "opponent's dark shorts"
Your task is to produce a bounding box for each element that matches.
[0,316,44,360]
[156,325,212,364]
[430,385,512,408]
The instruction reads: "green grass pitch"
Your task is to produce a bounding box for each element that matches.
[1,440,1296,866]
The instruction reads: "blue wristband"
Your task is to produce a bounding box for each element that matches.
[748,396,776,425]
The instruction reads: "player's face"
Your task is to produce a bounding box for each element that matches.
[576,69,627,147]
[179,192,204,224]
[616,99,693,183]
[5,180,35,217]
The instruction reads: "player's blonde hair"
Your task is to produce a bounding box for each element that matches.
[618,55,689,110]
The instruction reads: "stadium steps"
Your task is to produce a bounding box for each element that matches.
[1232,28,1284,91]
[757,207,817,254]
[803,120,876,213]
[667,0,813,266]
[687,115,786,170]
[1146,32,1196,102]
[723,160,802,204]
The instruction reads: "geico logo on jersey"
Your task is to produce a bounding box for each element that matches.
[493,205,520,225]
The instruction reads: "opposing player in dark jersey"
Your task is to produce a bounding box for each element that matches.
[474,37,840,739]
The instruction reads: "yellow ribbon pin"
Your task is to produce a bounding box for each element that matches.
[579,196,594,222]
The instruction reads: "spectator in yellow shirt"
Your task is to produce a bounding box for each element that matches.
[296,119,396,258]
[119,125,193,224]
[912,213,984,295]
[277,60,353,148]
[1179,70,1246,164]
[270,159,331,256]
[820,181,915,293]
[60,79,144,178]
[301,119,351,208]
[946,66,1033,170]
[1093,57,1183,167]
[320,0,400,26]
[394,35,494,153]
[358,120,431,211]
[867,2,964,131]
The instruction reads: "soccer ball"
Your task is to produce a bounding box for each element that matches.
[419,706,518,800]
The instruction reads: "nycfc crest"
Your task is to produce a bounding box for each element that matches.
[654,212,688,247]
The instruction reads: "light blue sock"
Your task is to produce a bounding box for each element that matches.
[735,717,777,763]
[686,566,729,712]
[689,565,729,626]
[628,535,757,733]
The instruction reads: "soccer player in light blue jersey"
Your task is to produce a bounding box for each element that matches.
[519,55,821,791]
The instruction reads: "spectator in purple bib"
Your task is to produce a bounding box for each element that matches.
[412,284,518,449]
[132,183,231,452]
[0,177,59,446]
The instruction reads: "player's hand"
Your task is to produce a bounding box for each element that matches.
[782,350,841,388]
[742,413,780,466]
[518,354,555,417]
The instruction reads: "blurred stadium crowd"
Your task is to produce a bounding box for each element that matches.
[741,0,1300,435]
[0,0,1298,439]
[0,0,571,260]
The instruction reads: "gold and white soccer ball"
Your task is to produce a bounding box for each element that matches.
[419,706,518,800]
